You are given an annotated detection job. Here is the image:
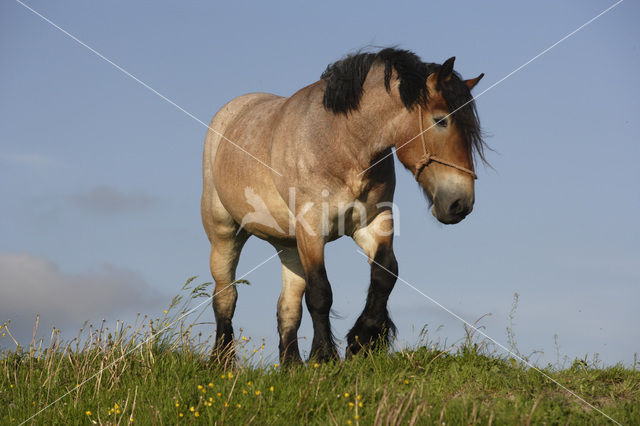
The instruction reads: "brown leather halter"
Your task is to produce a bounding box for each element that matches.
[414,105,477,181]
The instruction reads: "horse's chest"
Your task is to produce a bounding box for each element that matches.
[323,194,388,239]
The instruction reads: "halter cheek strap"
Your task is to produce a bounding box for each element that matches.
[414,105,478,181]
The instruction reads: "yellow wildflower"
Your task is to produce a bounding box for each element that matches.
[227,372,233,379]
[179,413,183,417]
[163,310,168,314]
[197,385,203,390]
[175,402,180,407]
[224,401,229,407]
[217,392,222,397]
[189,406,195,412]
[344,393,350,398]
[358,402,363,407]
[404,379,409,384]
[208,382,214,388]
[241,336,246,341]
[313,363,319,369]
[269,386,274,392]
[348,402,354,408]
[236,403,242,408]
[255,390,261,396]
[274,363,279,368]
[194,412,199,417]
[85,411,92,416]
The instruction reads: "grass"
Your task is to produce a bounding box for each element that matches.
[1,279,639,425]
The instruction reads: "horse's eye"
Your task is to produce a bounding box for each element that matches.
[433,116,448,128]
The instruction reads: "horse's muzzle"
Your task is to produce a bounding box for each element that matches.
[432,192,474,224]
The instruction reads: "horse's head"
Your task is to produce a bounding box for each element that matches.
[394,57,485,224]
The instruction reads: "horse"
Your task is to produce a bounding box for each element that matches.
[201,48,486,364]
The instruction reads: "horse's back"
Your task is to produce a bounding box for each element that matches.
[204,93,282,163]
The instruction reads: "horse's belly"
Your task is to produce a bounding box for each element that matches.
[231,191,294,241]
[215,163,293,240]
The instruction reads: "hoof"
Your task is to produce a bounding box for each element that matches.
[309,345,338,364]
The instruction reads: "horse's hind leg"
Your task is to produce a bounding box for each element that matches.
[347,210,398,357]
[208,222,249,363]
[275,247,306,365]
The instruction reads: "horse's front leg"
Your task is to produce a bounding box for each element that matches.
[347,210,398,356]
[296,225,337,362]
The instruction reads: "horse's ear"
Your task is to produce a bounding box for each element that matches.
[438,57,455,83]
[465,73,484,90]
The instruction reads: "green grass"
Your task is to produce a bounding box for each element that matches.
[1,280,638,425]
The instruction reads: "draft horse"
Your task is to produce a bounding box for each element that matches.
[201,48,486,364]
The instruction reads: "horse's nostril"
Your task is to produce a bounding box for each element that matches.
[434,193,473,223]
[449,199,464,216]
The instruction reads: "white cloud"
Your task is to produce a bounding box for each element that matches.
[71,186,155,215]
[0,152,62,168]
[0,253,168,347]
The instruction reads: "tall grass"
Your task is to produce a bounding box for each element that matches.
[1,278,638,425]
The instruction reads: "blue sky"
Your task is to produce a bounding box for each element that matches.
[1,0,638,366]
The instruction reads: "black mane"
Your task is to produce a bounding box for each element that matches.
[321,48,431,115]
[321,47,486,163]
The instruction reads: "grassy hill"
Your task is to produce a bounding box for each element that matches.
[1,280,638,425]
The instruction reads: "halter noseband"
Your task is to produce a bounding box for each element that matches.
[414,105,477,181]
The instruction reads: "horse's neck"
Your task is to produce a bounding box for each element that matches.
[337,102,403,171]
[282,75,404,186]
